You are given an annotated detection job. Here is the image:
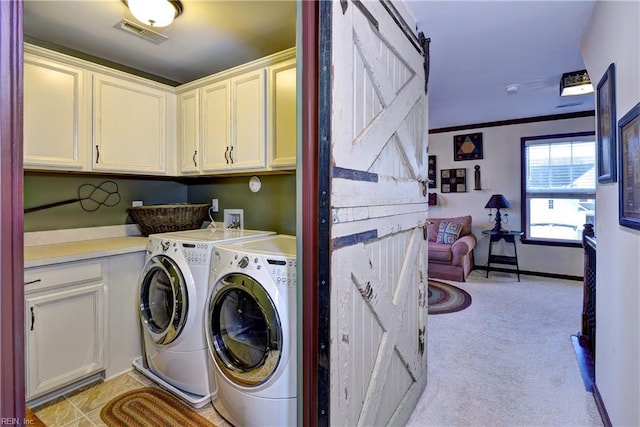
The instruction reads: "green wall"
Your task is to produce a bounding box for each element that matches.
[188,173,296,235]
[24,172,296,235]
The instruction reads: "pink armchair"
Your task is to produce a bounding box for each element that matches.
[427,215,477,282]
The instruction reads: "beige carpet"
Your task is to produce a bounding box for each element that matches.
[407,271,603,426]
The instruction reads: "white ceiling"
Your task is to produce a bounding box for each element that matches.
[23,0,297,84]
[23,0,596,130]
[404,0,596,129]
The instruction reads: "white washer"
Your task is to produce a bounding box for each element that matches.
[205,235,297,426]
[134,228,275,408]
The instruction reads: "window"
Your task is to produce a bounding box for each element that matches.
[521,131,596,246]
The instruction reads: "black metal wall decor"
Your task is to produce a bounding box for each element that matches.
[454,132,483,161]
[441,168,466,193]
[474,165,482,190]
[428,155,437,188]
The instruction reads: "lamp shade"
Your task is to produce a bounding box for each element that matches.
[484,194,511,209]
[126,0,183,27]
[559,70,594,96]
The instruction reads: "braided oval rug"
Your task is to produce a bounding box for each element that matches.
[428,280,472,315]
[100,387,216,427]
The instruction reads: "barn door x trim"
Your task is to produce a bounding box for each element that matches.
[313,0,430,425]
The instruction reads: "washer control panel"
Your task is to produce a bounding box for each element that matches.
[267,258,297,287]
[147,238,212,266]
[181,242,212,266]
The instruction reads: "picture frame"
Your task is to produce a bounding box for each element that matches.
[440,168,466,193]
[428,155,437,188]
[618,102,640,230]
[224,209,244,229]
[454,132,483,161]
[597,63,617,183]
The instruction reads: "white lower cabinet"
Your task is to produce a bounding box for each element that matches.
[24,261,105,401]
[104,252,145,379]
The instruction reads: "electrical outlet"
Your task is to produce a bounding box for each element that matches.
[132,201,143,207]
[211,199,219,212]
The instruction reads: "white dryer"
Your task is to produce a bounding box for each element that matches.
[205,234,297,426]
[134,228,274,408]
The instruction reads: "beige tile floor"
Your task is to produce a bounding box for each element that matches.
[30,370,231,426]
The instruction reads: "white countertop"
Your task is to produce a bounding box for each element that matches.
[24,225,149,268]
[25,236,149,268]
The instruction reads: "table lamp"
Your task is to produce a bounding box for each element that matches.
[485,194,511,233]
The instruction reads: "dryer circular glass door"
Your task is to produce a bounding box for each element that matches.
[140,255,189,346]
[207,273,282,387]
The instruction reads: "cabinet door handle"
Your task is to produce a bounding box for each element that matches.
[30,307,35,331]
[224,146,230,164]
[95,145,100,163]
[229,146,234,164]
[24,279,41,285]
[192,150,198,167]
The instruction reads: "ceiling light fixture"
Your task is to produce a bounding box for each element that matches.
[559,69,593,96]
[125,0,183,28]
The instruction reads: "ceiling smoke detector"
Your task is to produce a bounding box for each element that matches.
[114,19,168,44]
[505,84,520,95]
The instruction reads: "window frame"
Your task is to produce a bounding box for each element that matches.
[520,131,596,248]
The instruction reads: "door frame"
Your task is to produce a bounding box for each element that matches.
[300,1,323,426]
[4,0,324,423]
[0,0,25,418]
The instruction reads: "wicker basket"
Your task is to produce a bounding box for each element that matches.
[127,203,210,236]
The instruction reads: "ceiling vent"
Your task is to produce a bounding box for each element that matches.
[114,19,168,44]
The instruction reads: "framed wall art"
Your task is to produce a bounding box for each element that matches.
[618,102,640,230]
[224,209,244,229]
[440,168,466,193]
[428,155,437,188]
[597,63,617,183]
[454,132,483,161]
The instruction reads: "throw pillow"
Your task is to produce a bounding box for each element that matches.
[436,221,463,244]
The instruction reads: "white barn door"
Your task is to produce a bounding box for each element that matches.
[328,1,429,425]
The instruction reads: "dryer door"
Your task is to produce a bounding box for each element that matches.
[207,273,282,387]
[139,255,189,346]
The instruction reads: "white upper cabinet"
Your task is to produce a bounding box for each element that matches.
[200,69,266,173]
[178,89,201,174]
[228,69,267,171]
[24,44,294,177]
[23,52,89,171]
[177,48,295,176]
[268,57,297,169]
[23,44,176,176]
[92,73,169,175]
[200,80,232,172]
